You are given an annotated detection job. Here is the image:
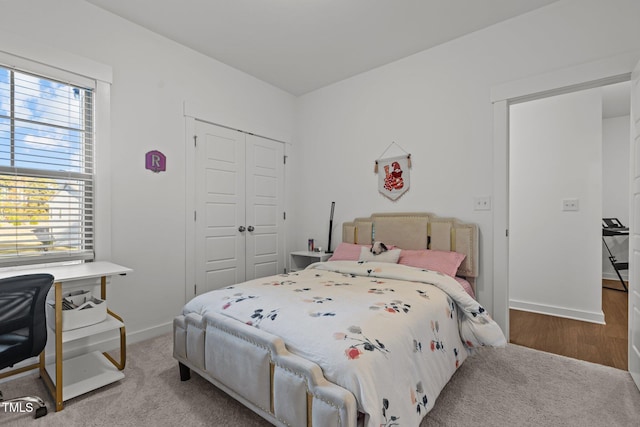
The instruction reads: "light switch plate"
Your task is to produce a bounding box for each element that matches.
[474,196,492,211]
[562,198,579,211]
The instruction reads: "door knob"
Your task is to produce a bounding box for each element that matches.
[238,226,246,232]
[247,226,255,232]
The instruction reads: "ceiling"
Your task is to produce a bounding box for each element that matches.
[86,0,560,95]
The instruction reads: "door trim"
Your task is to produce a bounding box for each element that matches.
[183,101,290,145]
[628,61,640,388]
[185,116,196,302]
[491,50,640,337]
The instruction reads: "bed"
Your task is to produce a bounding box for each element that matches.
[173,212,506,427]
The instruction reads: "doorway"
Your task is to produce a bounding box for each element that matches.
[504,80,630,368]
[508,87,605,324]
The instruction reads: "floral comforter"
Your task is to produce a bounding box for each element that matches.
[183,260,506,427]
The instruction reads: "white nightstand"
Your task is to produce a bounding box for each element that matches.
[289,251,332,272]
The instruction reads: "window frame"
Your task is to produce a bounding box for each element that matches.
[0,65,95,265]
[0,40,112,269]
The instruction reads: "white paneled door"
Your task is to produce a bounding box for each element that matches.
[245,134,285,281]
[630,60,640,391]
[194,121,284,296]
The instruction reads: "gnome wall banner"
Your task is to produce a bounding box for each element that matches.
[377,154,410,200]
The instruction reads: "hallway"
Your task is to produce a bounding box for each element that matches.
[509,281,627,370]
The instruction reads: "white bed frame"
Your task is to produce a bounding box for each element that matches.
[173,212,478,426]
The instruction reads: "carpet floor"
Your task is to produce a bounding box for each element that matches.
[2,333,639,426]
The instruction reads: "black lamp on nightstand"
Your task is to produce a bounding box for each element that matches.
[327,202,335,253]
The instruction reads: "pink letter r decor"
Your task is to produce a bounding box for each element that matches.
[145,150,166,173]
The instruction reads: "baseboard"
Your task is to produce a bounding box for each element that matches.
[509,299,605,324]
[126,321,173,344]
[602,272,629,281]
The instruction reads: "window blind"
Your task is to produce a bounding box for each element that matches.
[0,65,94,266]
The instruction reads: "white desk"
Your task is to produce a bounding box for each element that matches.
[0,261,131,411]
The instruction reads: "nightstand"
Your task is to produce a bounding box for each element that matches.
[289,251,332,272]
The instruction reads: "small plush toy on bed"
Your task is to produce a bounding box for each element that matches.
[370,241,388,255]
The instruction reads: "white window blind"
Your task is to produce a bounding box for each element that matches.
[0,65,94,266]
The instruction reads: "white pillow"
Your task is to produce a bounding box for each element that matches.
[358,246,401,263]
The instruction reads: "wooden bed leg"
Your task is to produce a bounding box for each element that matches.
[179,362,191,381]
[269,362,275,414]
[307,391,313,427]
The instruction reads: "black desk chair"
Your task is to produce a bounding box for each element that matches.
[0,273,54,418]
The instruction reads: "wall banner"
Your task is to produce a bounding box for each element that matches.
[377,155,410,200]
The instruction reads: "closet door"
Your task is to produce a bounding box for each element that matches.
[193,121,285,296]
[245,134,285,280]
[194,121,246,295]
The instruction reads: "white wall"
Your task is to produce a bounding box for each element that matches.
[0,0,295,344]
[509,89,603,323]
[602,115,631,281]
[293,0,640,315]
[2,0,640,343]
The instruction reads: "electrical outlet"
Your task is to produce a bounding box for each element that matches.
[474,196,492,211]
[562,198,579,211]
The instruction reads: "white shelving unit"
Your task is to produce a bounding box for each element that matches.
[44,351,124,401]
[289,251,332,271]
[46,316,126,400]
[59,316,124,344]
[0,261,131,411]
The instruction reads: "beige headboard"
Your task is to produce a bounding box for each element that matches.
[341,212,479,281]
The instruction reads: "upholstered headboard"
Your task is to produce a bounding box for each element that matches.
[341,212,479,281]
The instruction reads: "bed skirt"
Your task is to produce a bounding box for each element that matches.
[173,312,359,427]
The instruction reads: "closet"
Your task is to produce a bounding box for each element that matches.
[193,120,285,297]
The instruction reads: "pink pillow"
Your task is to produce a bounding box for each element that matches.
[455,277,475,298]
[328,243,366,261]
[398,249,466,277]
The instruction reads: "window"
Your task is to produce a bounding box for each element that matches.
[0,65,94,266]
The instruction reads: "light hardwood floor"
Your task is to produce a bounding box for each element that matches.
[509,279,628,370]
